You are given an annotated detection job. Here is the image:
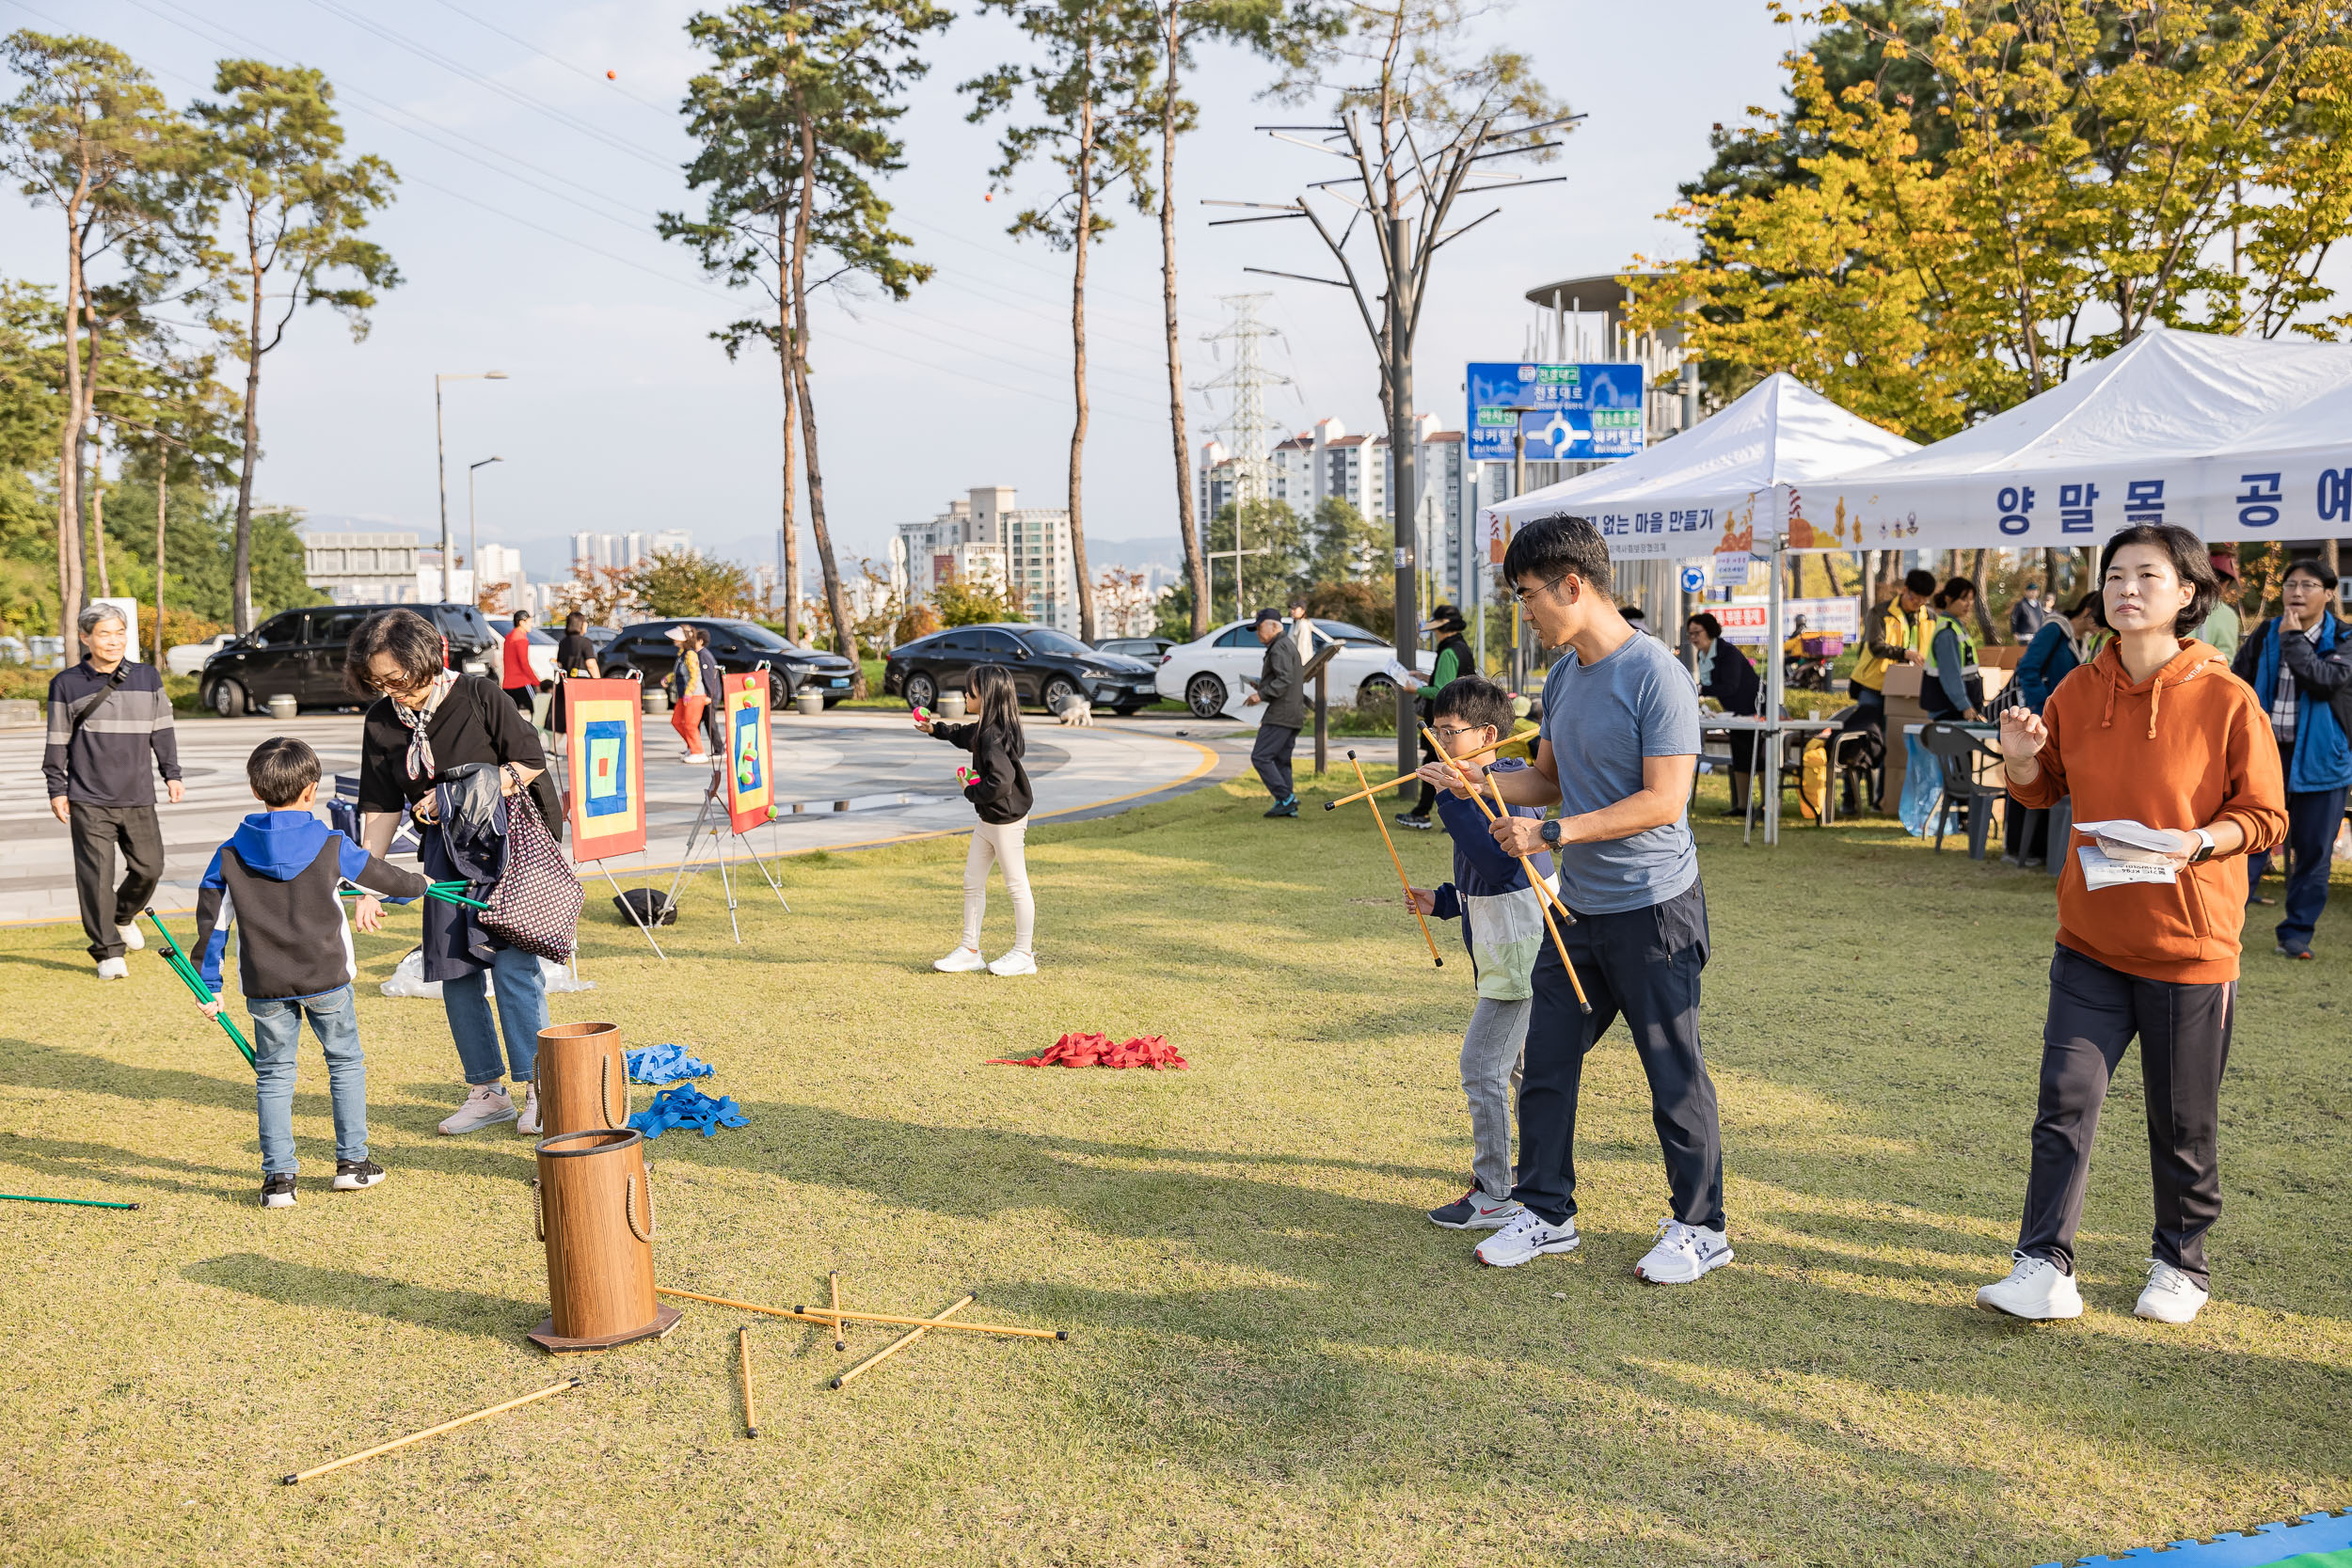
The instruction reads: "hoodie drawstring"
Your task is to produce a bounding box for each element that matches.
[2095,647,2221,739]
[2147,673,2161,739]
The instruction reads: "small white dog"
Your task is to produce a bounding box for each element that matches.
[1048,690,1094,727]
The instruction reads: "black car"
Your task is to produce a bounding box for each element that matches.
[200,602,499,718]
[882,623,1160,714]
[600,618,857,706]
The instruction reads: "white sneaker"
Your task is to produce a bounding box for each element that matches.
[1635,1218,1735,1284]
[95,957,127,980]
[118,922,145,951]
[2134,1259,2209,1324]
[932,945,986,974]
[516,1085,542,1135]
[1474,1209,1581,1267]
[437,1084,517,1136]
[987,950,1037,976]
[1975,1251,2084,1320]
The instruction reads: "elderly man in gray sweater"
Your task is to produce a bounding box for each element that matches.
[1243,607,1304,817]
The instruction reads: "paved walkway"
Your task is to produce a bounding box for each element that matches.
[0,709,1229,928]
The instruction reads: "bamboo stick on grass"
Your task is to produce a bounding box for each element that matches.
[829,1271,846,1352]
[832,1296,973,1390]
[653,1285,1067,1340]
[283,1378,580,1485]
[738,1326,757,1439]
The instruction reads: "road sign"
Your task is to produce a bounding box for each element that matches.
[1467,362,1647,463]
[1679,564,1706,593]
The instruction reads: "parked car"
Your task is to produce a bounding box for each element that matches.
[882,623,1161,714]
[199,602,500,718]
[600,617,857,706]
[1094,635,1175,663]
[485,618,560,687]
[1153,618,1432,719]
[167,633,234,676]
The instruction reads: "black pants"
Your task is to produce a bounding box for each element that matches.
[2245,775,2347,953]
[1511,879,1724,1230]
[1250,723,1298,802]
[1851,687,1886,805]
[71,801,165,961]
[2018,945,2233,1286]
[1408,729,1438,817]
[505,686,536,717]
[2003,799,2051,863]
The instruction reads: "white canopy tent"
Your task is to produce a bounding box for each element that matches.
[1803,327,2352,553]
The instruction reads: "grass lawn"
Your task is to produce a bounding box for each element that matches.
[3,771,2349,1565]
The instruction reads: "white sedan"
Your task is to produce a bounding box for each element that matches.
[1154,619,1435,719]
[166,634,233,675]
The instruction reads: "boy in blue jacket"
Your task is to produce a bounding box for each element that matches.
[1406,675,1557,1229]
[194,737,428,1208]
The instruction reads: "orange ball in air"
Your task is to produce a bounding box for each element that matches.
[606,70,617,80]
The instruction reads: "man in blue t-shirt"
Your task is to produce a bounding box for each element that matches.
[1415,513,1729,1286]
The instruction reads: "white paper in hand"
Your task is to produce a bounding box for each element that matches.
[2070,818,2183,859]
[1377,657,1419,688]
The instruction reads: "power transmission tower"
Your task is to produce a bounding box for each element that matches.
[1196,293,1292,621]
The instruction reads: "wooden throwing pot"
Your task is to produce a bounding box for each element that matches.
[528,1128,681,1354]
[534,1022,628,1136]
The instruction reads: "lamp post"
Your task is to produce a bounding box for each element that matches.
[436,372,508,601]
[469,455,502,610]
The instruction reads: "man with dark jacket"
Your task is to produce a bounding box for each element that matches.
[1244,607,1304,816]
[44,603,183,978]
[2230,557,2352,957]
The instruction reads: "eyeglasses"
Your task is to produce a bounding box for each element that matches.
[1511,573,1570,607]
[369,667,437,697]
[1431,723,1488,741]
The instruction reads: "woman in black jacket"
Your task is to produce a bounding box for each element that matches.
[917,664,1037,976]
[1688,612,1762,816]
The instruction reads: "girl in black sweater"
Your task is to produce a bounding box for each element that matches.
[918,664,1037,975]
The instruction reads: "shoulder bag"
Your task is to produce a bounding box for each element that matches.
[479,763,583,961]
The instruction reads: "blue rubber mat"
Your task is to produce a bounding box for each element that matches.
[2036,1511,2352,1567]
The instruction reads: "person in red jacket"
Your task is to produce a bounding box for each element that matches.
[1980,523,2285,1327]
[501,609,540,721]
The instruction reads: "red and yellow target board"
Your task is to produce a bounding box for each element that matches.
[723,672,773,833]
[564,679,646,863]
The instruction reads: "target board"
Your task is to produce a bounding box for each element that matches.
[723,672,774,834]
[564,679,646,863]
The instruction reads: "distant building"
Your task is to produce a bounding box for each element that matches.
[571,531,650,570]
[305,531,421,606]
[649,528,692,557]
[475,544,527,613]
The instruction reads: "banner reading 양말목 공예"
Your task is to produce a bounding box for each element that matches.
[723,672,773,834]
[564,678,646,863]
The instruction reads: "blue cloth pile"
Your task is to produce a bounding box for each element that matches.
[626,1042,714,1085]
[628,1083,748,1140]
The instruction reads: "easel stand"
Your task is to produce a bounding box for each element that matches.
[596,852,668,960]
[662,766,790,944]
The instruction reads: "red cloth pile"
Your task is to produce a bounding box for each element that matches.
[988,1032,1187,1069]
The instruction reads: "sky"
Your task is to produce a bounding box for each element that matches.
[0,0,1806,582]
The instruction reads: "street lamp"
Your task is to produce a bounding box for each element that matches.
[469,455,503,610]
[436,371,508,601]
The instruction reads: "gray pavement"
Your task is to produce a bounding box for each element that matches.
[1,707,1245,928]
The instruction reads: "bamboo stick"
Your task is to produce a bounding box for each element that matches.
[738,1326,757,1439]
[1,1192,138,1210]
[1347,752,1443,967]
[283,1378,580,1485]
[1322,725,1538,811]
[832,1296,973,1390]
[653,1285,1069,1341]
[828,1271,845,1351]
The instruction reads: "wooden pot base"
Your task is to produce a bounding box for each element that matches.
[528,1304,683,1354]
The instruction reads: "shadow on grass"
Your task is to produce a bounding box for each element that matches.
[0,951,99,975]
[183,1252,542,1339]
[0,1131,250,1204]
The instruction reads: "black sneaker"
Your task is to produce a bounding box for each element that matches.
[1394,812,1432,831]
[1263,797,1298,818]
[260,1174,296,1209]
[1428,1186,1524,1229]
[332,1159,387,1191]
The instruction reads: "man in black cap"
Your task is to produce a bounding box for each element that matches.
[1398,604,1474,830]
[1244,607,1304,816]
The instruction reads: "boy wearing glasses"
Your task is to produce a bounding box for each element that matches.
[1404,675,1555,1231]
[1417,514,1727,1284]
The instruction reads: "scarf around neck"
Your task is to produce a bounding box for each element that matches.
[394,670,461,782]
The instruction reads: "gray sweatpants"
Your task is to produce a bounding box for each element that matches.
[1462,995,1532,1199]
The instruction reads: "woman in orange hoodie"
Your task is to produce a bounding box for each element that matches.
[1979,523,2285,1327]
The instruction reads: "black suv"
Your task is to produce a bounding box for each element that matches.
[200,602,499,717]
[600,618,858,706]
[882,623,1160,714]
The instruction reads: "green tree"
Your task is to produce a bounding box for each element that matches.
[1204,496,1309,617]
[628,547,755,618]
[964,0,1163,642]
[932,573,1028,626]
[669,0,948,680]
[190,59,398,633]
[1309,493,1383,584]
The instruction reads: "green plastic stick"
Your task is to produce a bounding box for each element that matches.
[141,910,257,1068]
[1,1192,138,1211]
[337,887,491,911]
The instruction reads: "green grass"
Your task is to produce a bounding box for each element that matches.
[3,774,2350,1565]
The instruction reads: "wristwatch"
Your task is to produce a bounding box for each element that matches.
[1540,818,1564,847]
[2189,828,2217,864]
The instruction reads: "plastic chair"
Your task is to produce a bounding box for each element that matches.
[1919,722,2006,859]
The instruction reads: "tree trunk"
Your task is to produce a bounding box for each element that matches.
[1388,211,1417,778]
[2324,538,2341,578]
[791,104,859,691]
[154,446,168,671]
[232,244,265,634]
[56,214,87,664]
[1159,8,1207,639]
[775,213,801,644]
[1067,84,1098,644]
[88,429,109,599]
[2043,546,2063,605]
[1969,547,1994,641]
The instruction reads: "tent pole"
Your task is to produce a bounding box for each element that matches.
[1766,506,1787,847]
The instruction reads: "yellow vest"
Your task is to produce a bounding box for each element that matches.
[1851,598,1926,693]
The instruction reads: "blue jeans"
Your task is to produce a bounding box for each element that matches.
[2246,783,2349,953]
[251,986,367,1177]
[443,942,548,1086]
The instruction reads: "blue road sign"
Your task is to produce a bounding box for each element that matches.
[1467,362,1647,463]
[1680,564,1707,593]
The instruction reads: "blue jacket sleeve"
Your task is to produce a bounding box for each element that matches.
[191,848,230,993]
[334,832,430,903]
[1435,791,1534,891]
[2015,624,2060,712]
[1430,882,1462,923]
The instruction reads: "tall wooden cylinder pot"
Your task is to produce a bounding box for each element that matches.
[528,1128,681,1353]
[534,1022,627,1137]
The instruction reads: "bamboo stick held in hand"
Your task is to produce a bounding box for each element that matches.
[1347,751,1442,967]
[1323,724,1538,811]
